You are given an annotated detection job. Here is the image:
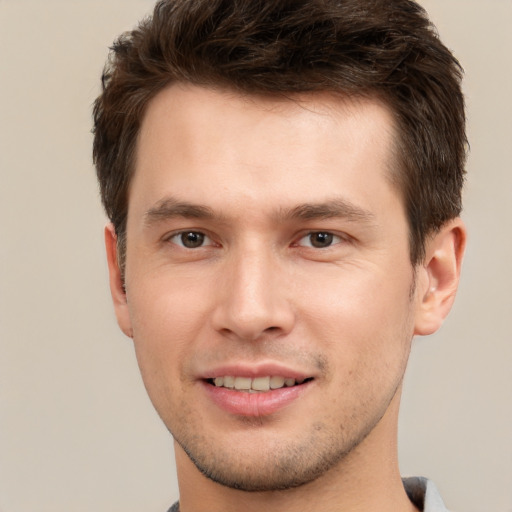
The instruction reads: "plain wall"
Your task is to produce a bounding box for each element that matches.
[1,1,511,511]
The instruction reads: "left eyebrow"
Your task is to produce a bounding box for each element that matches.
[143,196,375,227]
[278,198,376,224]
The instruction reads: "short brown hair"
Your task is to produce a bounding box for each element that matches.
[93,0,466,270]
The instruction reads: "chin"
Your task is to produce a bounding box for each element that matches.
[173,418,372,492]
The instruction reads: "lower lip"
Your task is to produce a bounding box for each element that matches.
[202,381,311,417]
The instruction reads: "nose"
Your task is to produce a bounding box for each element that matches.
[211,246,295,342]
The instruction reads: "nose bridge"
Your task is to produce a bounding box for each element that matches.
[213,239,293,340]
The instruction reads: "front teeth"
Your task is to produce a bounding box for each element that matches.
[212,376,301,392]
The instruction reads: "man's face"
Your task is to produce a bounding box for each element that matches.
[116,85,423,490]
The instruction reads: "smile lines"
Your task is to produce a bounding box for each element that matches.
[209,376,312,392]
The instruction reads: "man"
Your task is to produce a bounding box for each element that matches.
[92,0,467,510]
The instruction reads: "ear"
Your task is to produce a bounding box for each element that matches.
[414,218,467,336]
[105,223,133,338]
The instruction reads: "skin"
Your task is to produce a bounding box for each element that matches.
[106,84,466,512]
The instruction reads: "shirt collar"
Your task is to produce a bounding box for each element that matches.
[403,477,450,512]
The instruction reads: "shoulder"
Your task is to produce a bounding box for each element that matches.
[403,477,451,512]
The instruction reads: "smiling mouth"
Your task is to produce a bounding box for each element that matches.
[206,376,314,393]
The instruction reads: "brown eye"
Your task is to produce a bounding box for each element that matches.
[297,231,343,249]
[170,231,210,248]
[309,232,334,248]
[181,232,204,248]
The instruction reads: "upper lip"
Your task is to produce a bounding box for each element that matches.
[198,362,314,381]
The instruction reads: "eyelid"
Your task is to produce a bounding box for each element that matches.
[161,228,351,249]
[294,230,349,248]
[165,229,216,248]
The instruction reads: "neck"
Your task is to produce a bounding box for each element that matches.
[173,392,419,512]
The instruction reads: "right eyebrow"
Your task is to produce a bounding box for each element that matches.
[144,197,218,226]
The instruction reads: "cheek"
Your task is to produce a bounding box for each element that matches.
[296,263,415,367]
[127,279,209,391]
[299,260,413,323]
[129,266,210,333]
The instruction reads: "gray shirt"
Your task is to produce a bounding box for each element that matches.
[167,477,450,511]
[403,477,450,511]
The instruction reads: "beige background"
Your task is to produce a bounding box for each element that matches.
[1,1,511,511]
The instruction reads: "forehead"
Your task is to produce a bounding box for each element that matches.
[139,84,395,147]
[131,84,399,217]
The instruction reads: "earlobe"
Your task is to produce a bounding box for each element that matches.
[105,224,133,338]
[414,218,467,336]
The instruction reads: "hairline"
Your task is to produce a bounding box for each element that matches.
[115,83,420,277]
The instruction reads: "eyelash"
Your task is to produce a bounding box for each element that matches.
[166,231,215,249]
[295,231,345,249]
[165,230,347,250]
